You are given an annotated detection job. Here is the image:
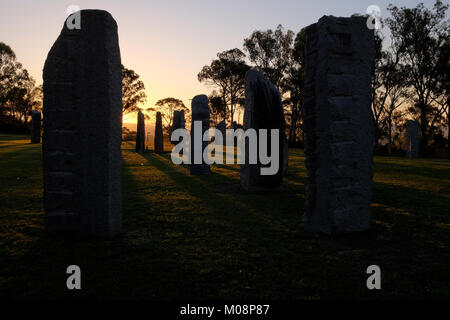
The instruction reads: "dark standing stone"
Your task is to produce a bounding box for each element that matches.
[136,110,145,153]
[30,110,41,143]
[302,16,375,234]
[154,111,164,154]
[42,10,122,238]
[216,120,226,145]
[170,110,185,144]
[240,69,287,192]
[406,120,419,158]
[190,95,210,175]
[231,121,243,147]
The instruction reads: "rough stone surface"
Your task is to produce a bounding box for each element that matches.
[240,69,287,192]
[136,110,145,153]
[190,95,211,175]
[154,111,164,154]
[42,10,122,238]
[406,120,419,158]
[30,110,41,144]
[302,16,375,234]
[170,110,185,144]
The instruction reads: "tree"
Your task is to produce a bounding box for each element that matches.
[208,91,228,126]
[198,48,249,125]
[243,24,294,88]
[386,1,449,154]
[154,97,189,134]
[435,41,450,155]
[0,42,41,125]
[280,28,306,145]
[122,65,147,114]
[384,72,410,155]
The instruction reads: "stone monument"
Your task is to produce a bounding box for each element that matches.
[42,10,123,238]
[190,95,210,175]
[154,111,164,154]
[216,120,226,145]
[30,110,41,144]
[240,69,287,192]
[302,16,375,234]
[170,110,185,144]
[406,120,419,158]
[136,110,145,153]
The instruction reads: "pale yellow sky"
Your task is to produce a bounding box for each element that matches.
[0,0,424,126]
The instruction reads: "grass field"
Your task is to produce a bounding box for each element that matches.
[0,133,449,299]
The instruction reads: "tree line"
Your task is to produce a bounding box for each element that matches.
[198,1,449,155]
[0,42,42,132]
[1,1,448,155]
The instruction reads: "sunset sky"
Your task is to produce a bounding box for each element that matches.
[0,0,425,124]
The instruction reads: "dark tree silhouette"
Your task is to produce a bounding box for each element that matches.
[243,24,294,88]
[198,48,249,125]
[386,1,449,154]
[208,91,228,126]
[154,97,189,134]
[122,64,147,114]
[280,28,305,145]
[0,42,41,125]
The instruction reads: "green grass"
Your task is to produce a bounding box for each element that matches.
[0,133,449,299]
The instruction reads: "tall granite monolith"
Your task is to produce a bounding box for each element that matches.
[154,112,164,154]
[406,120,419,158]
[190,95,210,175]
[302,16,375,234]
[240,69,288,192]
[171,110,185,144]
[136,110,145,153]
[30,110,41,144]
[42,10,123,238]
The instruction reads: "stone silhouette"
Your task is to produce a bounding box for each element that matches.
[240,69,288,192]
[154,111,164,154]
[42,10,123,238]
[216,120,226,145]
[302,16,375,234]
[231,121,243,147]
[170,110,185,144]
[136,110,145,153]
[30,110,41,144]
[406,120,419,158]
[190,95,211,175]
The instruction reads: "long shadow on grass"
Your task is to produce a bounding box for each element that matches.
[122,150,334,299]
[374,161,450,181]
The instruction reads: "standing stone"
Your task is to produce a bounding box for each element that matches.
[190,95,210,175]
[406,120,419,158]
[30,110,41,144]
[240,69,288,192]
[136,110,145,153]
[302,16,375,234]
[154,112,164,154]
[42,10,122,238]
[216,120,226,145]
[231,121,243,148]
[170,110,185,144]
